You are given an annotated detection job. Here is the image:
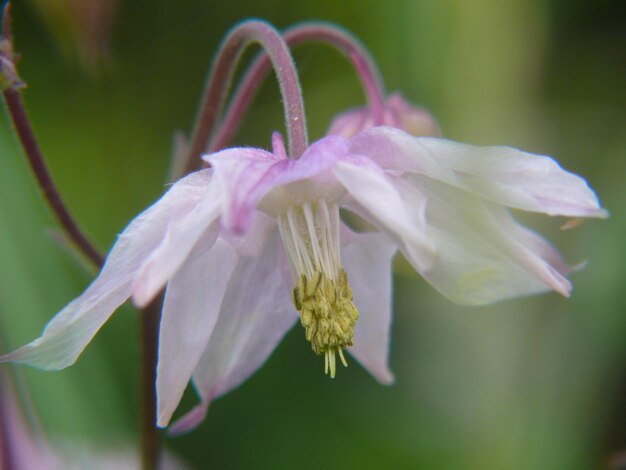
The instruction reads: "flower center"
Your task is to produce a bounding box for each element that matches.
[277,200,359,378]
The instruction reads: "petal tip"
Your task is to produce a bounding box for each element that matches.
[131,265,165,308]
[167,402,210,436]
[379,370,396,385]
[550,270,572,298]
[130,284,151,309]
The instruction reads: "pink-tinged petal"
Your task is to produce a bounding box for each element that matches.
[349,127,457,185]
[332,156,436,271]
[156,238,239,428]
[131,178,222,307]
[351,127,608,218]
[396,175,572,305]
[168,230,297,434]
[168,402,209,436]
[203,147,278,233]
[341,226,397,384]
[0,171,212,370]
[204,136,350,230]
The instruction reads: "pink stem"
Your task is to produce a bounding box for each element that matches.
[182,20,307,175]
[210,22,387,152]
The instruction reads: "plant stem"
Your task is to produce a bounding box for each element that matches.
[181,20,307,176]
[2,6,161,469]
[1,3,103,267]
[2,90,104,267]
[0,374,16,470]
[210,22,388,152]
[140,294,162,470]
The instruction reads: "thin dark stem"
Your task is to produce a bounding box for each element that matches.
[2,90,104,267]
[210,22,387,152]
[181,20,307,176]
[140,294,162,470]
[3,85,162,470]
[1,2,103,268]
[2,6,161,469]
[0,374,16,470]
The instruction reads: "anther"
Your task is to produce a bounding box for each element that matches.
[292,269,358,378]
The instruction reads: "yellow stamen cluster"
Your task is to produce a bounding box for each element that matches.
[292,269,359,378]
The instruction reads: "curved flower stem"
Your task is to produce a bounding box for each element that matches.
[182,20,307,175]
[210,22,388,152]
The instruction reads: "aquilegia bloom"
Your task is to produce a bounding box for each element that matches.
[1,126,606,432]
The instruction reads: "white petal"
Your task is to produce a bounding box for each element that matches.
[396,175,572,305]
[0,170,212,370]
[333,157,436,271]
[156,237,239,428]
[351,127,607,218]
[341,226,397,384]
[131,177,222,307]
[421,138,607,217]
[168,230,297,434]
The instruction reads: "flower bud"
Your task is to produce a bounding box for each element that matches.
[327,92,441,138]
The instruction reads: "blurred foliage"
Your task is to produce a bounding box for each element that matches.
[0,0,624,469]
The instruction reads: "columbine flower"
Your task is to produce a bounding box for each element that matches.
[328,92,442,138]
[1,126,606,433]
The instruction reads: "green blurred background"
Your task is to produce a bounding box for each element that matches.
[1,0,624,468]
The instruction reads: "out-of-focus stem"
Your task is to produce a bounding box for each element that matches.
[181,20,307,176]
[0,373,16,470]
[140,294,162,470]
[210,22,387,152]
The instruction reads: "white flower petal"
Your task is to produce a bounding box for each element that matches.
[0,171,212,370]
[396,175,572,305]
[332,157,436,271]
[341,226,397,384]
[156,237,239,428]
[131,178,222,307]
[351,127,607,218]
[168,230,297,434]
[420,137,607,217]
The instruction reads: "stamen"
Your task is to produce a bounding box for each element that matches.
[292,269,358,377]
[279,200,359,378]
[286,208,307,275]
[338,348,348,368]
